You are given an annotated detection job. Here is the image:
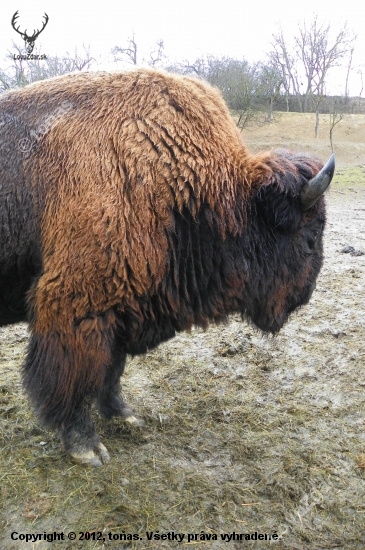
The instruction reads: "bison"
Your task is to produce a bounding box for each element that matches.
[0,69,334,466]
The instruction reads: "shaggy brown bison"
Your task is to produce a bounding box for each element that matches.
[0,69,334,466]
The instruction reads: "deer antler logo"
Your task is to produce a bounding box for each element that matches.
[11,11,49,55]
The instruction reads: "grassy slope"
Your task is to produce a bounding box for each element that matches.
[241,111,365,167]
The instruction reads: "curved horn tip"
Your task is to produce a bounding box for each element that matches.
[325,152,335,179]
[301,153,335,211]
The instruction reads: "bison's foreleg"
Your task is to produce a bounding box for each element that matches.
[60,402,110,467]
[23,313,117,466]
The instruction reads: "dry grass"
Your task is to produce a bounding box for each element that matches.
[241,111,365,167]
[1,113,365,549]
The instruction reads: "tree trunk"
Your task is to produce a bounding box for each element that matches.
[267,97,274,121]
[296,94,303,113]
[285,94,289,112]
[345,48,354,103]
[315,110,320,138]
[330,125,334,152]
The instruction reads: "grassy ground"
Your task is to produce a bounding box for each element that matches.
[1,113,365,549]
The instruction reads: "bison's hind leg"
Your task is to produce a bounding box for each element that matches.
[97,351,144,426]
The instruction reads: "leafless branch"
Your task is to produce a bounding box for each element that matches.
[112,34,138,65]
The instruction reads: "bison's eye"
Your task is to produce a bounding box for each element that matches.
[306,223,323,251]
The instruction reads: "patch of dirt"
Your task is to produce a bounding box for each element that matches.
[0,159,364,547]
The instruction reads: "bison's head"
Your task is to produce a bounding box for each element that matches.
[242,151,335,334]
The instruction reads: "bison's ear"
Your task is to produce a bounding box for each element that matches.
[300,154,335,211]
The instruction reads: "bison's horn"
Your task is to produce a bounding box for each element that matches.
[300,153,335,210]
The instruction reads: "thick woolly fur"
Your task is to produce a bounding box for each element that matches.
[0,69,326,462]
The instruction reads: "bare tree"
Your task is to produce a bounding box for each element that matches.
[268,48,291,112]
[270,28,304,112]
[170,55,287,127]
[271,17,356,125]
[295,17,355,135]
[0,43,96,91]
[68,44,95,71]
[112,34,138,65]
[260,61,283,121]
[0,43,29,89]
[355,66,364,111]
[148,39,166,67]
[230,62,263,128]
[345,46,355,102]
[112,35,166,68]
[167,56,209,78]
[169,56,265,127]
[329,98,344,152]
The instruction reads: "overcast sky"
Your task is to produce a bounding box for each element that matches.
[0,0,364,95]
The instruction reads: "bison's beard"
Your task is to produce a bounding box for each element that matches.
[243,279,317,335]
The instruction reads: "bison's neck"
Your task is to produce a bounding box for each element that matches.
[117,204,247,354]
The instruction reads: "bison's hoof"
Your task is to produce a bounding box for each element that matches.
[124,415,145,427]
[70,442,110,467]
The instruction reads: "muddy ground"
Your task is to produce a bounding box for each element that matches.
[0,115,364,549]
